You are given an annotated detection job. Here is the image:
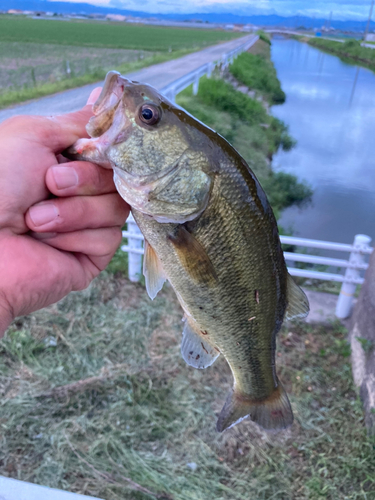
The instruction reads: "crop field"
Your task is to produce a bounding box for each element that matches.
[0,41,151,91]
[0,273,373,500]
[0,15,242,108]
[0,16,242,51]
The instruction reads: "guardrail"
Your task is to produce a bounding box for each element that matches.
[122,215,373,320]
[160,35,259,102]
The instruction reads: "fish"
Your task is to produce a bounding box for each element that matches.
[67,71,309,432]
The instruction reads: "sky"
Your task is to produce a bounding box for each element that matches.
[50,0,374,21]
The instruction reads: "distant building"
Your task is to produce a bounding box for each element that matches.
[88,13,106,19]
[106,14,126,22]
[365,33,375,41]
[7,9,23,14]
[242,24,254,32]
[233,23,244,32]
[225,24,234,30]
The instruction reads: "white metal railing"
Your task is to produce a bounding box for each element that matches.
[122,216,373,320]
[160,35,259,101]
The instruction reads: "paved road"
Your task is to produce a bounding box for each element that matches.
[0,35,254,123]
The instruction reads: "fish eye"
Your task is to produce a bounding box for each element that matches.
[139,103,160,125]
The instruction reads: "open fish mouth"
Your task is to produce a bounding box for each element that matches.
[86,71,130,139]
[64,71,131,166]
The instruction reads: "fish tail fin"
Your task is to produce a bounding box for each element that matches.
[216,380,293,432]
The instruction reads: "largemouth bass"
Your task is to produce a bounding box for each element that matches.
[68,71,309,432]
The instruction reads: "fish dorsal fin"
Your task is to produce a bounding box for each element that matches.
[143,239,166,300]
[285,274,309,321]
[168,225,218,286]
[181,317,220,369]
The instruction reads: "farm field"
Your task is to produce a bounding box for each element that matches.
[0,15,243,108]
[0,16,243,51]
[0,41,151,91]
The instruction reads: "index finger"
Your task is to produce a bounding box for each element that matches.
[46,160,116,197]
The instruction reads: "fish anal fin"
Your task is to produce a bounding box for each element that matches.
[216,380,293,432]
[143,239,166,300]
[285,274,309,321]
[181,317,220,370]
[168,225,217,286]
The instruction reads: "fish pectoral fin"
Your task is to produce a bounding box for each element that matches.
[181,317,220,370]
[143,239,166,300]
[285,274,310,321]
[216,380,293,432]
[168,225,218,286]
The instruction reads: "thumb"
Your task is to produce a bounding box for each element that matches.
[45,87,103,153]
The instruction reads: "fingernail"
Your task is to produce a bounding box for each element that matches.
[86,87,102,105]
[51,166,78,190]
[29,203,59,227]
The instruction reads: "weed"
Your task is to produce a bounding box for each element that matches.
[307,38,375,72]
[0,275,373,499]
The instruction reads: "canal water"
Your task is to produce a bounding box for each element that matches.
[270,37,375,247]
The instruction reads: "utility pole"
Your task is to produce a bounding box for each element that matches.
[364,0,374,41]
[327,10,332,30]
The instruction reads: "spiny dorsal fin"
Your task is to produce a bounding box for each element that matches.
[216,380,293,432]
[181,316,220,369]
[143,239,166,300]
[168,225,218,286]
[285,274,309,321]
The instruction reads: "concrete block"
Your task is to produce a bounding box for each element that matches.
[0,476,103,500]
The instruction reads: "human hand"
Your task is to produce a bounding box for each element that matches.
[0,89,129,335]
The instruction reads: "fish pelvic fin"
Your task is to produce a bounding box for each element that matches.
[285,274,309,321]
[181,317,220,369]
[216,380,293,432]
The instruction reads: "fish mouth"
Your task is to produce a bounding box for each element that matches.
[86,71,130,139]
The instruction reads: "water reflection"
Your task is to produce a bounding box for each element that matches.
[271,38,375,245]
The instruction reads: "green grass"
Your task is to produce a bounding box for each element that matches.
[230,51,286,104]
[0,48,194,109]
[0,16,243,51]
[307,38,375,71]
[0,274,373,499]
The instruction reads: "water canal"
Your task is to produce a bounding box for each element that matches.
[270,37,375,247]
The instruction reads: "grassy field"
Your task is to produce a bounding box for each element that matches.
[0,16,242,51]
[0,42,151,90]
[0,15,243,109]
[0,274,373,499]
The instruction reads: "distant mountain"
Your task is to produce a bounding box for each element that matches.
[0,0,373,32]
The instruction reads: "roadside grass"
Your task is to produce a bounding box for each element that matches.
[0,41,151,90]
[306,38,375,72]
[0,48,195,109]
[0,16,243,51]
[0,273,373,499]
[230,52,286,104]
